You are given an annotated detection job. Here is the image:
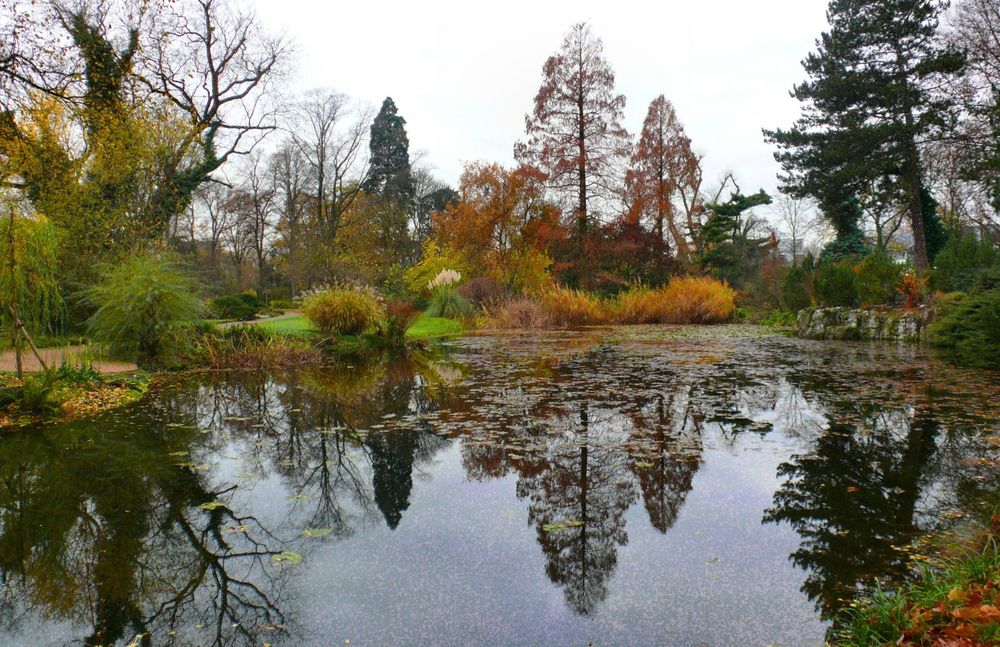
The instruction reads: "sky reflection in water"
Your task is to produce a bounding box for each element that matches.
[1,326,999,646]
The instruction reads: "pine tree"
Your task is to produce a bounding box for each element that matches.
[765,0,964,269]
[700,190,773,285]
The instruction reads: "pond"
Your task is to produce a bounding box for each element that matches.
[2,326,999,646]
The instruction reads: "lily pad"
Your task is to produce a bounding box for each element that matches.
[199,500,226,511]
[272,551,302,565]
[303,528,334,539]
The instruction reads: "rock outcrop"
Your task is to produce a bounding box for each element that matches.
[796,306,933,342]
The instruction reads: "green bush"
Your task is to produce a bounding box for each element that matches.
[933,230,998,293]
[302,287,384,336]
[211,294,259,320]
[929,276,1000,369]
[814,261,858,307]
[760,310,798,327]
[855,250,905,306]
[780,265,812,312]
[82,253,205,363]
[425,286,473,319]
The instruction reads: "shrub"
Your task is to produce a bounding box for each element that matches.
[933,230,999,293]
[814,261,858,307]
[896,272,925,309]
[302,286,384,336]
[82,252,205,363]
[929,281,1000,369]
[539,286,605,327]
[855,250,905,306]
[269,299,295,310]
[404,240,469,296]
[490,247,554,295]
[212,294,259,320]
[458,276,506,308]
[760,310,798,327]
[486,297,551,330]
[375,300,422,348]
[781,265,812,312]
[654,276,736,324]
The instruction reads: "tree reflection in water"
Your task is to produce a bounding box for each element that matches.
[0,410,289,647]
[2,332,1000,644]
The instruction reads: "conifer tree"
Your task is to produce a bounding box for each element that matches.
[765,0,964,269]
[363,97,414,208]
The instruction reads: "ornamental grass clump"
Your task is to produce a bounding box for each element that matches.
[538,286,604,327]
[658,276,736,323]
[425,269,472,319]
[375,299,422,348]
[611,277,736,324]
[302,285,384,336]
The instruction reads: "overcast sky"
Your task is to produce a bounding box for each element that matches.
[254,0,831,209]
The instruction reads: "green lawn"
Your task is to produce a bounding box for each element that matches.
[406,314,463,339]
[247,312,463,339]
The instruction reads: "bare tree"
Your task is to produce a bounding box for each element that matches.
[287,89,372,240]
[269,143,309,295]
[775,195,819,265]
[142,0,290,235]
[194,182,235,268]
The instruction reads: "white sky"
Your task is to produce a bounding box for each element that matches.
[254,0,831,206]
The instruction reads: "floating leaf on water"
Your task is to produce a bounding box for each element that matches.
[199,500,226,511]
[272,551,302,565]
[286,494,311,502]
[303,528,334,539]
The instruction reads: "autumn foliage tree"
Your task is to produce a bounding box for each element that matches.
[625,95,702,264]
[515,23,629,286]
[432,162,563,293]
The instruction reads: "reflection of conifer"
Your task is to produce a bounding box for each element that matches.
[368,431,418,530]
[627,394,702,534]
[520,403,637,615]
[764,409,940,619]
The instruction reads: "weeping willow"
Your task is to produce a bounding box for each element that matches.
[0,203,64,341]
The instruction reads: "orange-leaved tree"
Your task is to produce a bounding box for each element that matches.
[625,95,703,265]
[432,162,564,293]
[514,22,629,287]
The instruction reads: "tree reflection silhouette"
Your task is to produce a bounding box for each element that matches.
[0,410,289,647]
[764,405,940,619]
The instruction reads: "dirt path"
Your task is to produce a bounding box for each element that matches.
[217,310,302,329]
[0,346,137,374]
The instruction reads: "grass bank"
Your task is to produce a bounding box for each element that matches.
[1,367,149,429]
[834,513,1000,645]
[245,312,463,340]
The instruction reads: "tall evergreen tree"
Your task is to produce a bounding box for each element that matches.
[765,0,964,269]
[363,97,414,207]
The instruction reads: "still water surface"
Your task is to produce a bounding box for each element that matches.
[2,326,999,646]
